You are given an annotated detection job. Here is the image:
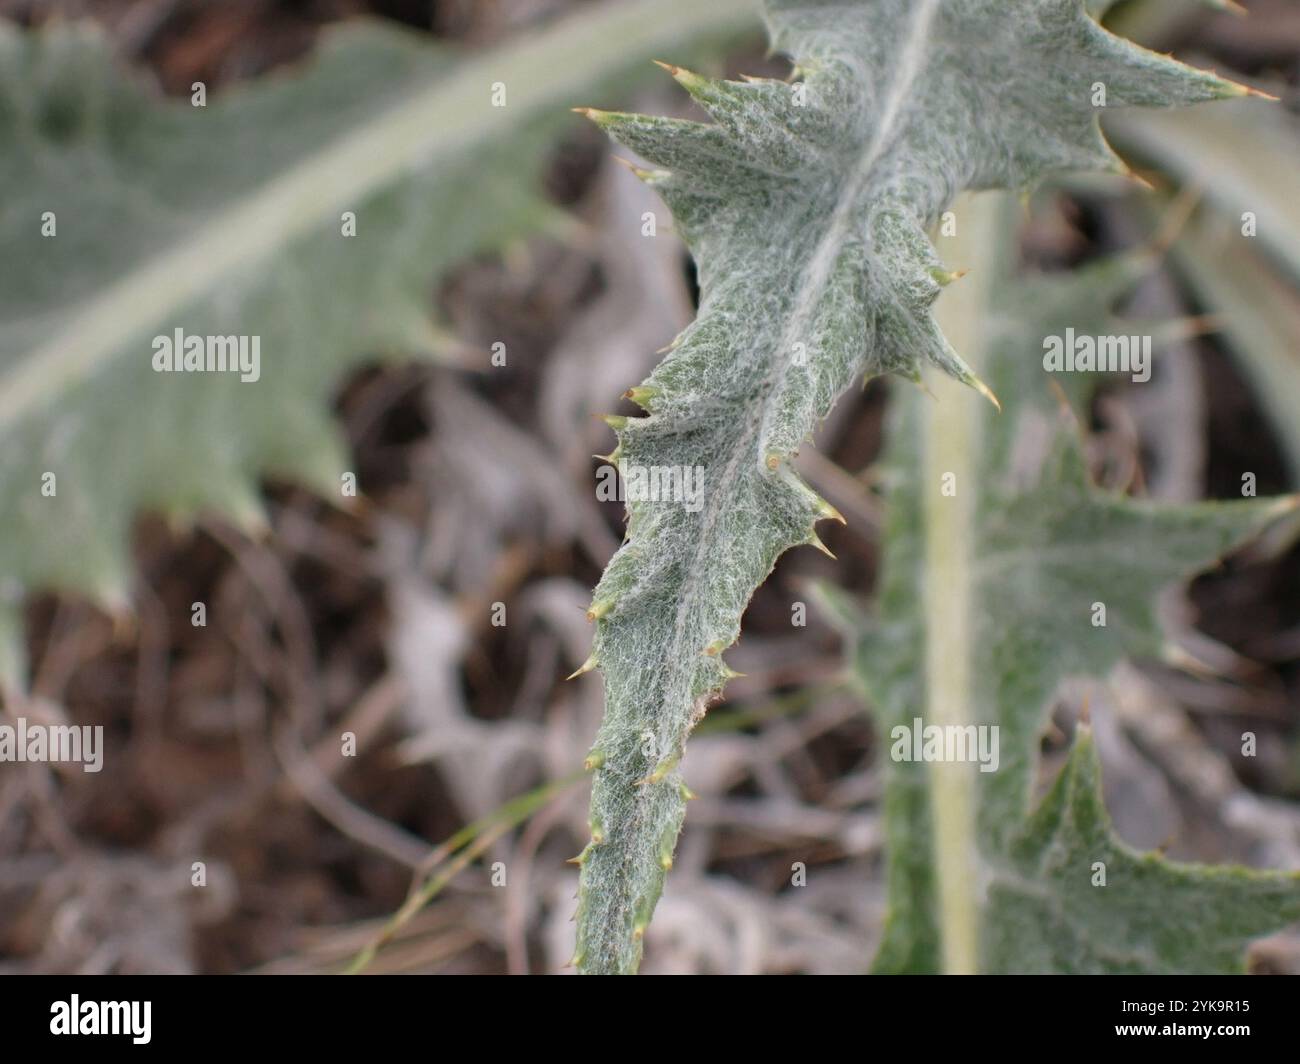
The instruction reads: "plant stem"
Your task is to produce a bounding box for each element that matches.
[345,770,586,974]
[921,192,999,974]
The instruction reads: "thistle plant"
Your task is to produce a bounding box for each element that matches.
[570,0,1286,975]
[3,0,1294,980]
[826,191,1300,974]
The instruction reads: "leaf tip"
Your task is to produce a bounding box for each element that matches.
[1212,76,1277,101]
[815,497,847,525]
[1122,166,1158,193]
[929,266,969,287]
[654,59,707,93]
[807,531,836,560]
[612,155,666,183]
[970,375,1002,413]
[623,385,660,409]
[1079,691,1093,728]
[566,654,598,681]
[573,106,617,128]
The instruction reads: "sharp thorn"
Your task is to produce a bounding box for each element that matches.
[808,532,836,560]
[816,497,847,525]
[566,654,598,681]
[969,375,1001,413]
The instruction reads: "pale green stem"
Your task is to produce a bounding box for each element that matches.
[0,0,760,428]
[921,192,999,974]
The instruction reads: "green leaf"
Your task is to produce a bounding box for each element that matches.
[823,190,1300,974]
[0,0,759,682]
[573,0,1254,974]
[1164,207,1300,483]
[1110,100,1300,284]
[1109,97,1300,481]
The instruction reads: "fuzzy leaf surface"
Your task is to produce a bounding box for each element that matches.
[575,0,1250,974]
[823,192,1300,974]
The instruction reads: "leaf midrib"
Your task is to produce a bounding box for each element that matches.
[656,0,942,715]
[0,0,759,429]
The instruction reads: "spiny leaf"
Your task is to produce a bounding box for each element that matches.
[1107,97,1300,480]
[0,0,759,683]
[1109,100,1299,283]
[824,191,1300,974]
[1162,207,1300,483]
[573,0,1251,975]
[989,731,1300,973]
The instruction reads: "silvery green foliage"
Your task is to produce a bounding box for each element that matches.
[0,22,550,681]
[0,0,756,682]
[822,205,1300,973]
[573,0,1252,974]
